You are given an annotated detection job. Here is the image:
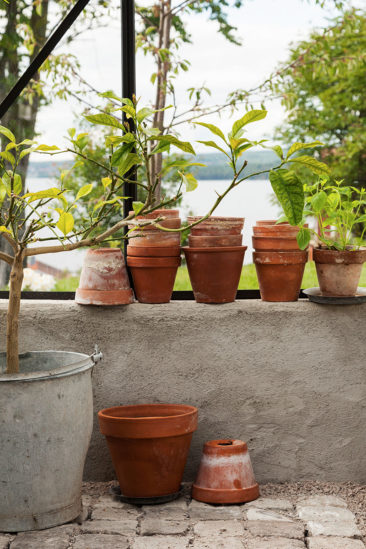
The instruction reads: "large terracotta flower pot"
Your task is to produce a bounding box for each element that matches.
[313,248,366,297]
[192,439,259,504]
[253,250,308,302]
[188,216,244,236]
[98,404,198,500]
[252,235,301,251]
[127,255,181,303]
[183,246,246,303]
[127,245,181,257]
[188,234,242,247]
[75,248,133,305]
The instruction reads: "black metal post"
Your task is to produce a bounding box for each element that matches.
[0,0,92,120]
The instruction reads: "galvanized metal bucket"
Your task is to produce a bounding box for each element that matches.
[0,348,102,532]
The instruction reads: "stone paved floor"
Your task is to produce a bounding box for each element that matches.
[1,484,366,549]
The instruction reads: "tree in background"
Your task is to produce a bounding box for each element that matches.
[274,9,365,203]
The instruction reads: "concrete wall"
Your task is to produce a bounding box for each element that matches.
[1,299,365,483]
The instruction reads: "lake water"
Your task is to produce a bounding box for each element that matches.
[27,177,279,271]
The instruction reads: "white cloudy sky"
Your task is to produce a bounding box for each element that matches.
[34,0,359,154]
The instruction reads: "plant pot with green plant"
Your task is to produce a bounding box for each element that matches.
[295,178,366,297]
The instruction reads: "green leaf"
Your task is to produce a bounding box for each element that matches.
[105,133,135,146]
[288,155,330,176]
[311,191,328,213]
[132,201,144,215]
[121,105,135,119]
[67,128,76,139]
[0,181,6,206]
[297,227,311,250]
[35,144,60,152]
[99,90,123,102]
[137,107,154,123]
[93,197,127,212]
[355,214,366,224]
[153,135,195,155]
[118,153,141,177]
[19,146,38,161]
[5,142,16,151]
[196,140,227,155]
[272,145,284,160]
[0,125,15,142]
[76,183,93,201]
[0,225,12,234]
[24,187,63,203]
[0,150,15,167]
[269,169,305,225]
[179,171,198,192]
[13,174,22,194]
[57,212,74,235]
[111,143,135,166]
[102,177,112,188]
[84,113,124,130]
[195,122,226,142]
[286,141,323,159]
[232,110,267,137]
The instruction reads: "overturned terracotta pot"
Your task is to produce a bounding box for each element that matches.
[75,248,133,305]
[313,248,366,297]
[252,235,301,252]
[183,246,246,303]
[99,404,198,500]
[188,234,242,247]
[188,216,244,236]
[192,439,259,504]
[253,250,308,302]
[127,245,181,257]
[127,255,181,303]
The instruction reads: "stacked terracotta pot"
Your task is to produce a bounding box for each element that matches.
[252,220,308,302]
[126,209,181,303]
[183,216,246,303]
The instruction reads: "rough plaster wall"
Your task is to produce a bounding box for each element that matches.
[0,299,365,483]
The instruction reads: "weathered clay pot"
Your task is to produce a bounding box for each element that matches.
[253,224,300,237]
[253,250,308,302]
[127,255,181,303]
[75,248,133,305]
[98,404,198,500]
[129,217,181,231]
[130,208,179,219]
[192,439,259,504]
[252,235,301,251]
[183,246,246,303]
[256,220,290,226]
[127,245,181,257]
[128,232,181,248]
[188,216,244,236]
[313,248,366,297]
[188,234,242,247]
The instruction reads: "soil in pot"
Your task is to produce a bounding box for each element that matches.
[183,246,246,303]
[98,404,198,500]
[127,255,181,303]
[192,439,259,504]
[127,245,181,257]
[188,234,242,247]
[253,250,308,302]
[188,216,244,236]
[252,235,302,251]
[313,248,366,297]
[75,248,133,306]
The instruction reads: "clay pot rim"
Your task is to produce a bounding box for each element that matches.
[187,216,244,223]
[75,288,134,306]
[256,220,290,226]
[84,247,123,254]
[127,256,181,267]
[129,209,180,219]
[253,251,308,265]
[252,235,299,241]
[183,246,247,253]
[192,483,260,504]
[313,247,366,264]
[203,439,248,456]
[99,403,198,422]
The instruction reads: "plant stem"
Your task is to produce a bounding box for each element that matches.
[6,251,24,374]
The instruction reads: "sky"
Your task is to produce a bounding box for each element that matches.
[34,0,355,155]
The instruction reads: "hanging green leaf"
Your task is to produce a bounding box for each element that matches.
[102,177,112,188]
[196,140,227,155]
[0,150,15,167]
[286,141,323,159]
[269,169,305,225]
[296,227,311,250]
[118,153,142,176]
[179,171,198,192]
[311,191,328,213]
[153,135,195,155]
[288,155,330,176]
[132,201,144,215]
[232,110,267,137]
[136,107,155,123]
[0,125,15,142]
[76,184,93,201]
[85,113,124,130]
[56,212,74,235]
[272,145,284,160]
[195,122,226,142]
[24,187,63,203]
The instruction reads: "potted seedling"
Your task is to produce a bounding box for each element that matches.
[295,178,366,296]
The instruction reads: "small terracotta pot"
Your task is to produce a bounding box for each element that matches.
[75,248,133,305]
[183,246,246,303]
[129,218,181,231]
[252,235,301,251]
[127,255,181,303]
[253,250,308,302]
[130,208,180,219]
[98,404,198,500]
[188,216,244,236]
[128,231,181,248]
[192,439,259,504]
[253,224,300,237]
[313,248,366,297]
[188,234,242,247]
[127,245,181,257]
[256,220,290,226]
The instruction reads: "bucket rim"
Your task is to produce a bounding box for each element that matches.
[0,350,96,382]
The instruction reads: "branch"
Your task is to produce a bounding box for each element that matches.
[2,232,18,253]
[0,250,14,265]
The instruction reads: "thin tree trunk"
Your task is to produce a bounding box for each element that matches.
[6,252,24,374]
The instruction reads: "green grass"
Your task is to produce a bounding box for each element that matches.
[50,261,366,292]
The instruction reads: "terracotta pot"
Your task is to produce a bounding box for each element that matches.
[252,235,302,251]
[127,255,181,303]
[128,231,181,248]
[75,248,133,305]
[129,217,181,231]
[183,246,246,303]
[313,248,366,297]
[129,208,179,219]
[188,216,244,236]
[256,220,290,226]
[253,250,308,302]
[188,234,242,247]
[127,245,181,257]
[98,404,198,500]
[253,224,300,237]
[192,439,259,504]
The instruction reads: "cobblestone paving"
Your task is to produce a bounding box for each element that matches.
[1,487,365,548]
